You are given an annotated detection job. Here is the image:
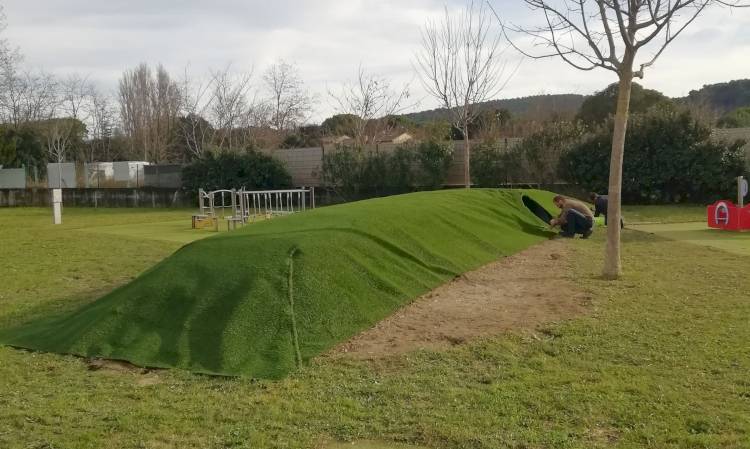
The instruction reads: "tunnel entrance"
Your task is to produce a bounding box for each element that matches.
[522,195,553,224]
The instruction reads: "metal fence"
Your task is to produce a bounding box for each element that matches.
[195,187,315,230]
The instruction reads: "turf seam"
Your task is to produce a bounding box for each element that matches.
[287,247,303,367]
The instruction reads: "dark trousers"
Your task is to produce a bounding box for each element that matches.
[563,209,593,236]
[602,214,625,229]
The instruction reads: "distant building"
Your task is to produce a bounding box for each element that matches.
[376,131,413,145]
[320,135,353,146]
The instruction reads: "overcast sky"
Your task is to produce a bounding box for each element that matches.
[3,0,749,122]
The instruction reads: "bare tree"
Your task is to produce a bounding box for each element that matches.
[263,59,314,131]
[61,73,93,121]
[85,88,117,162]
[118,63,180,162]
[18,70,59,124]
[177,67,216,159]
[499,0,748,279]
[0,5,25,127]
[416,0,514,188]
[329,65,411,146]
[210,64,254,151]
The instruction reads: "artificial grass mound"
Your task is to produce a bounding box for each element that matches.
[0,189,558,379]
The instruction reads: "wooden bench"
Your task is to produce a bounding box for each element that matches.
[192,214,218,231]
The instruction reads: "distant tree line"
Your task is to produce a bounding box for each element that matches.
[470,83,748,203]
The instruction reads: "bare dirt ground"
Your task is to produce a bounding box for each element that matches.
[330,239,591,359]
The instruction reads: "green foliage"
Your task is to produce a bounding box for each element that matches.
[717,107,750,128]
[321,114,361,137]
[35,117,88,158]
[403,94,585,124]
[181,150,293,193]
[0,190,557,379]
[321,146,365,198]
[577,82,672,125]
[470,142,514,187]
[322,138,453,197]
[279,125,323,149]
[0,125,46,175]
[516,121,584,183]
[0,128,17,167]
[469,108,512,139]
[387,146,416,191]
[561,108,747,203]
[682,79,750,115]
[471,122,582,187]
[415,140,453,188]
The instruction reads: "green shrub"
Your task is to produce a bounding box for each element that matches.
[561,108,747,203]
[416,140,453,188]
[181,150,292,193]
[470,142,508,187]
[322,140,454,196]
[386,146,416,191]
[321,145,365,199]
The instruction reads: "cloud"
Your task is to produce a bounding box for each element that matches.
[2,0,749,121]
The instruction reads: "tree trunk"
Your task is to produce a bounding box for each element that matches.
[463,121,471,189]
[603,65,634,280]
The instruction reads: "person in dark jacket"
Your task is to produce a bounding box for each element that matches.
[590,193,624,228]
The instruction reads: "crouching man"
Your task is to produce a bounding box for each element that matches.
[550,195,593,239]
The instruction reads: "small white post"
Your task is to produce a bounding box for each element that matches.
[739,176,748,208]
[52,188,62,225]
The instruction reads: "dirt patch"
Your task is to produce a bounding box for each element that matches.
[330,239,590,359]
[86,358,164,385]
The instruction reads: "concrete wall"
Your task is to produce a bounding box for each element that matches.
[144,164,182,188]
[0,188,191,208]
[0,168,26,188]
[274,147,323,187]
[275,140,525,187]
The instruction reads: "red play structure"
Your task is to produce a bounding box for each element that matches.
[707,177,750,231]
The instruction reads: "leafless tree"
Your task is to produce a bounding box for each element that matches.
[263,59,314,131]
[210,64,254,151]
[329,65,412,146]
[0,5,24,127]
[177,67,216,159]
[118,63,180,162]
[416,0,515,188]
[16,70,59,125]
[498,0,749,279]
[85,88,117,162]
[61,73,93,121]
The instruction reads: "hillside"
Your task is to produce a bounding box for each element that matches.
[401,79,750,124]
[404,94,586,123]
[679,79,750,115]
[0,189,558,379]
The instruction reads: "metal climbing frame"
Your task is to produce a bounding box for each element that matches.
[238,188,315,223]
[195,187,315,230]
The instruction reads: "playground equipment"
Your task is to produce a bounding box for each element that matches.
[192,187,315,231]
[707,176,750,231]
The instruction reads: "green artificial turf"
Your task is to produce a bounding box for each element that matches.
[630,221,750,256]
[0,189,557,379]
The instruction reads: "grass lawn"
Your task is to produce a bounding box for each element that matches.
[630,222,750,257]
[622,204,707,224]
[1,190,558,378]
[1,205,749,448]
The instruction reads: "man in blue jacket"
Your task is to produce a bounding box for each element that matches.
[590,193,624,228]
